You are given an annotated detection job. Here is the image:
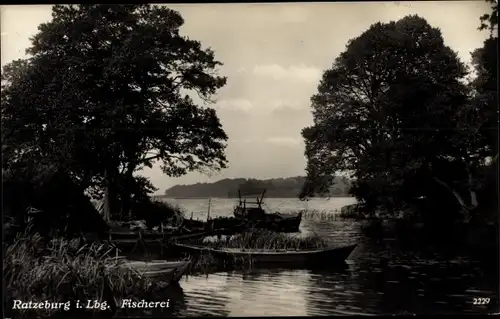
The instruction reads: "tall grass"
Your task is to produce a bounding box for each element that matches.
[196,230,328,250]
[186,252,221,274]
[301,209,339,221]
[3,232,170,318]
[301,208,370,220]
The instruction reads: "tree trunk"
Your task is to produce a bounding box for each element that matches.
[121,166,135,221]
[103,168,119,222]
[467,172,478,208]
[103,169,111,222]
[432,176,467,208]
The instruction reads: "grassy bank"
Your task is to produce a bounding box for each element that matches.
[3,232,173,318]
[197,230,328,250]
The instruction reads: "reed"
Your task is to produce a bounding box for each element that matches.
[338,209,365,219]
[197,230,328,250]
[3,231,169,318]
[186,252,221,274]
[301,209,339,221]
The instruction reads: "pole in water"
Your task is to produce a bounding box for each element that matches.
[207,198,211,220]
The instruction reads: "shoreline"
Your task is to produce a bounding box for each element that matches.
[153,196,355,200]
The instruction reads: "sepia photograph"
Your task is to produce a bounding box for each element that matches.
[2,1,498,317]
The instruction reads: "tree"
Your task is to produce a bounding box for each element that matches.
[471,0,498,158]
[300,15,487,220]
[468,0,499,223]
[2,5,228,219]
[478,0,498,36]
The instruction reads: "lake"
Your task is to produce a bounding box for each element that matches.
[140,197,498,316]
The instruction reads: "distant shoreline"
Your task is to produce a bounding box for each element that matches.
[152,195,354,200]
[162,176,351,199]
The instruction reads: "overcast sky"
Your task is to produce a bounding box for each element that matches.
[1,2,491,194]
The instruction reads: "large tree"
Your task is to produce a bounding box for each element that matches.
[2,5,228,219]
[300,15,490,219]
[471,0,498,158]
[468,0,498,222]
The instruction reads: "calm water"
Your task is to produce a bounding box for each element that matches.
[138,197,498,316]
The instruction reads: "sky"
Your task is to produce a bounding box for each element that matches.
[1,2,492,194]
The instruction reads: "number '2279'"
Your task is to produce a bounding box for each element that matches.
[473,297,490,305]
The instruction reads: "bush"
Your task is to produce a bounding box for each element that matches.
[130,200,185,229]
[2,168,109,240]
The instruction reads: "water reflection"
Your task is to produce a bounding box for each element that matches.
[178,252,497,316]
[181,269,312,316]
[182,273,231,316]
[176,235,497,316]
[305,264,376,316]
[136,198,498,316]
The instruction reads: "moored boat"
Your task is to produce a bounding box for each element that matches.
[180,218,206,230]
[250,212,302,233]
[107,229,165,240]
[233,190,302,232]
[108,228,229,248]
[117,259,191,282]
[173,242,357,266]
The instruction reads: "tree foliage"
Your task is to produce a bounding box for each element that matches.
[471,0,498,158]
[478,0,498,35]
[469,0,499,222]
[2,5,228,218]
[300,14,495,221]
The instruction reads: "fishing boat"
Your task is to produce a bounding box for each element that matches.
[117,259,191,283]
[179,217,248,234]
[109,227,242,253]
[249,212,303,233]
[173,242,357,266]
[233,190,302,232]
[107,229,165,241]
[108,226,224,243]
[180,218,206,230]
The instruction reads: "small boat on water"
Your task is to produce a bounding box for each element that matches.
[116,259,191,283]
[180,218,206,230]
[108,228,229,247]
[106,221,170,241]
[173,243,357,266]
[178,217,248,234]
[233,190,302,232]
[250,212,303,233]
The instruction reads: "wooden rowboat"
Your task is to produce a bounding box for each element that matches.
[121,260,189,271]
[173,243,357,266]
[108,229,229,248]
[117,260,190,283]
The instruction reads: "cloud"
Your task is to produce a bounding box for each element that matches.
[216,98,310,115]
[216,98,253,112]
[232,136,303,146]
[232,138,257,144]
[240,64,322,83]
